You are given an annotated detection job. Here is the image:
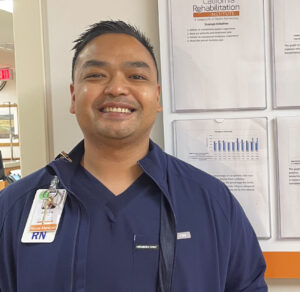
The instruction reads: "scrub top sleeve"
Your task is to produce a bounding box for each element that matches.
[0,192,5,286]
[225,194,267,292]
[0,190,17,292]
[0,213,6,292]
[0,237,3,292]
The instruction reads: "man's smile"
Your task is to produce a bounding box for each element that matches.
[101,107,133,113]
[98,102,137,115]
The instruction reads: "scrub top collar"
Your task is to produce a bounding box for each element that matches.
[47,139,176,215]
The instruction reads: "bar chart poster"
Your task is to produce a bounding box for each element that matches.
[273,0,300,108]
[168,0,266,111]
[277,117,300,237]
[173,118,270,238]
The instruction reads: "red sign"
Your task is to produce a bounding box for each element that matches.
[0,69,11,80]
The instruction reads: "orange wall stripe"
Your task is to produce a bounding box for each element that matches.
[264,252,300,278]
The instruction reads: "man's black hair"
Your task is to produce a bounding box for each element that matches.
[71,20,158,81]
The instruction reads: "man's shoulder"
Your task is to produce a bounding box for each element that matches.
[165,152,226,192]
[150,142,224,190]
[163,152,236,219]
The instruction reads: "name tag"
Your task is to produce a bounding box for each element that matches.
[21,189,67,243]
[135,245,159,250]
[177,231,191,240]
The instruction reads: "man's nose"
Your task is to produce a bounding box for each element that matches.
[103,74,129,97]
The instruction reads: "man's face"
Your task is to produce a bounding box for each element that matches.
[70,33,161,144]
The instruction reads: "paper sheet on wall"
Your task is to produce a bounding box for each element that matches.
[169,0,266,111]
[276,117,300,237]
[174,118,270,238]
[273,0,300,108]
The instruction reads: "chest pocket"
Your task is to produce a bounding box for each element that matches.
[132,234,160,292]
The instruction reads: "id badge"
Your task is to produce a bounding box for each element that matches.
[21,189,67,243]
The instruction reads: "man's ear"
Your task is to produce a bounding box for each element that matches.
[156,84,162,113]
[70,83,76,114]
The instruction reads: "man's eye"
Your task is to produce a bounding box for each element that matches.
[85,73,105,79]
[129,74,146,80]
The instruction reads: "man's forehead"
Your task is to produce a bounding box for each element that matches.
[75,33,157,74]
[78,33,151,59]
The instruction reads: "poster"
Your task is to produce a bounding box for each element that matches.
[173,118,270,238]
[273,0,300,108]
[276,117,300,237]
[169,0,266,111]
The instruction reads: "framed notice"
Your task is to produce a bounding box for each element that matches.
[173,118,270,238]
[276,117,300,237]
[169,0,266,111]
[272,0,300,108]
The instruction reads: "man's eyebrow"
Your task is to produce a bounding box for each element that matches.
[82,60,109,69]
[124,61,151,70]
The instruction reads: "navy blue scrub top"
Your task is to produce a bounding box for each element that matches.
[71,165,161,291]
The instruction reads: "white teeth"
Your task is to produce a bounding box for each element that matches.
[102,107,131,113]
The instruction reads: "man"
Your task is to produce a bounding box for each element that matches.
[0,21,267,291]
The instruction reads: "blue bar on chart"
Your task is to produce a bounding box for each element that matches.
[212,137,259,153]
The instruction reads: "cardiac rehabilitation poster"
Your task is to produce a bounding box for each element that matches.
[273,0,300,108]
[276,117,300,237]
[174,118,270,238]
[169,0,266,111]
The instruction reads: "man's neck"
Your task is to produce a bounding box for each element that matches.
[81,138,150,195]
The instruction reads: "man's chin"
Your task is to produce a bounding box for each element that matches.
[94,129,137,142]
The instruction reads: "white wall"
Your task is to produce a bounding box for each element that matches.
[157,0,300,254]
[157,0,300,289]
[13,0,48,175]
[0,9,14,44]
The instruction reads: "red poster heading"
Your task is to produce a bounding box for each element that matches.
[0,69,12,80]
